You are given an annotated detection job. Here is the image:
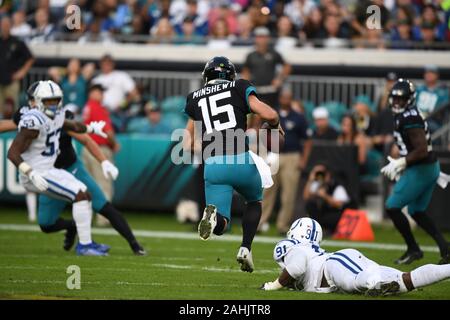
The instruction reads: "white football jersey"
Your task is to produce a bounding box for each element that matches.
[274,239,330,293]
[18,108,65,173]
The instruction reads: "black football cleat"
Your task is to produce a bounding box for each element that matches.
[365,281,400,297]
[394,250,423,265]
[63,225,77,251]
[131,242,147,256]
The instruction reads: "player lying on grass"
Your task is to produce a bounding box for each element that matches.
[381,79,449,265]
[0,81,146,256]
[183,56,284,273]
[6,80,112,256]
[261,218,450,296]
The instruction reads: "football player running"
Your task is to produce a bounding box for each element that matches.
[183,56,284,272]
[1,81,146,256]
[381,79,449,265]
[7,80,110,256]
[261,218,450,296]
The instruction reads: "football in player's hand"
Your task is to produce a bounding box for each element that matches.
[259,122,285,153]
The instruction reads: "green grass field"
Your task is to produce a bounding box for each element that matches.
[0,208,449,300]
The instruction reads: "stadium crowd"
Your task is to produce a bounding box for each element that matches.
[0,0,449,48]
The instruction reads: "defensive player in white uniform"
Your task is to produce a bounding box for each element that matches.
[261,218,450,296]
[7,80,109,256]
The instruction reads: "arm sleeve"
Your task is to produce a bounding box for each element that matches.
[236,79,257,114]
[274,50,285,65]
[284,249,307,280]
[121,72,136,93]
[18,112,43,132]
[401,109,425,131]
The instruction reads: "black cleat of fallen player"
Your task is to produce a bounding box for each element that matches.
[394,250,423,265]
[131,242,147,256]
[63,225,77,251]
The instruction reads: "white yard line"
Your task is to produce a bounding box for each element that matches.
[0,223,440,253]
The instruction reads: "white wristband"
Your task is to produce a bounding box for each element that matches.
[18,162,32,176]
[266,279,283,290]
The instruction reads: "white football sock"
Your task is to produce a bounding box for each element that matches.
[410,264,450,289]
[73,200,93,245]
[26,192,37,222]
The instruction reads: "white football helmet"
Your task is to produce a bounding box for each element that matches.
[273,239,300,269]
[34,80,63,119]
[287,218,323,245]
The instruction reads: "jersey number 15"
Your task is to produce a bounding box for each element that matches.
[198,91,237,134]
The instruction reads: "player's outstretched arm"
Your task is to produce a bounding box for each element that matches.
[63,120,107,138]
[0,120,18,133]
[69,132,119,180]
[248,95,284,136]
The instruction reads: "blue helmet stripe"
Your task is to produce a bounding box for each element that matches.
[311,219,316,242]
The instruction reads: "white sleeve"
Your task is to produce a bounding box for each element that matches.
[284,249,307,280]
[120,72,136,93]
[18,112,44,132]
[332,185,350,203]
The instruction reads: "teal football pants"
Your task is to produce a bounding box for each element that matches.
[386,162,440,215]
[204,152,262,222]
[38,159,108,226]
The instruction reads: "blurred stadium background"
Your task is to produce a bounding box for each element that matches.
[1,0,450,232]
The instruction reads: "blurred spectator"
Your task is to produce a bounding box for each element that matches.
[82,84,120,226]
[207,17,232,49]
[318,14,349,48]
[259,88,312,234]
[0,15,34,118]
[416,64,450,132]
[241,26,291,110]
[246,0,271,28]
[373,72,396,152]
[390,18,414,49]
[150,16,175,43]
[127,101,172,134]
[48,58,96,114]
[415,21,443,49]
[208,1,238,36]
[299,6,323,42]
[174,15,204,44]
[304,162,350,236]
[78,18,115,44]
[274,15,297,51]
[91,54,139,115]
[413,4,446,42]
[234,12,254,45]
[311,107,339,141]
[352,97,376,136]
[283,0,316,30]
[10,10,32,40]
[31,7,56,42]
[337,114,368,167]
[171,0,209,36]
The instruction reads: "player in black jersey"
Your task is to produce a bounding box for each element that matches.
[381,79,449,265]
[0,81,146,255]
[183,56,284,272]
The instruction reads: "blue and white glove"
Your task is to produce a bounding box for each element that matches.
[380,156,406,181]
[87,121,107,138]
[101,160,119,180]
